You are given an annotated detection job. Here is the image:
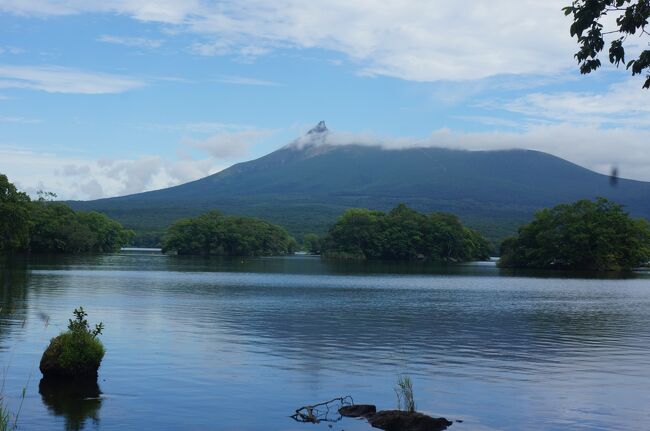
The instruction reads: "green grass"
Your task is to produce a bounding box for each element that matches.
[0,387,24,431]
[394,375,416,413]
[0,402,10,431]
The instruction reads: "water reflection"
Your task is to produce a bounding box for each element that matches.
[1,253,650,430]
[39,377,102,431]
[204,280,646,374]
[0,258,30,347]
[17,252,650,279]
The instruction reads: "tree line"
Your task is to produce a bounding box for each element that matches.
[499,198,650,271]
[4,172,650,270]
[318,204,493,261]
[0,174,133,253]
[160,204,493,261]
[161,210,296,256]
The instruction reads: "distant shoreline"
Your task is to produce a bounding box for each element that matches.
[120,247,162,252]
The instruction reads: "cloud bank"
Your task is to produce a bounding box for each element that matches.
[0,0,576,81]
[0,148,222,200]
[0,65,145,94]
[292,123,650,182]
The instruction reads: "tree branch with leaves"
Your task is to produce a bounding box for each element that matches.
[564,0,650,88]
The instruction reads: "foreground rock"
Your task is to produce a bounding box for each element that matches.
[339,404,377,418]
[368,410,452,431]
[40,332,104,379]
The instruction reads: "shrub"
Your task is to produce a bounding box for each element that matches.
[394,375,416,413]
[40,308,105,379]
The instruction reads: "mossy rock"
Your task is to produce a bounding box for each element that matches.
[40,332,105,378]
[369,410,452,431]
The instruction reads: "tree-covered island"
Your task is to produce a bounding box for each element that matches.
[0,174,133,254]
[321,204,493,261]
[499,198,650,271]
[161,210,296,256]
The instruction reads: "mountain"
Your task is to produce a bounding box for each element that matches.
[69,122,650,245]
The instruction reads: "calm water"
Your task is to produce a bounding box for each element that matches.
[1,252,650,431]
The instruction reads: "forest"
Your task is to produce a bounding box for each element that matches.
[499,198,650,271]
[0,174,133,253]
[161,210,296,256]
[321,204,493,261]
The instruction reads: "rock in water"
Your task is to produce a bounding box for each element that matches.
[368,410,453,431]
[339,404,377,418]
[40,332,104,379]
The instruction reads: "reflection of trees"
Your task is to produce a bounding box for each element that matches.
[39,377,102,431]
[0,257,30,345]
[204,282,640,371]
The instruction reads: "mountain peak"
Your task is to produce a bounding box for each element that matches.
[307,121,328,135]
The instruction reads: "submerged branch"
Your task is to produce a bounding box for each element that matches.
[290,396,354,423]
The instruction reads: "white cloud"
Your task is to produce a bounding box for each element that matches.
[0,0,578,81]
[0,46,24,55]
[140,121,265,134]
[0,148,223,199]
[0,115,40,123]
[497,79,650,127]
[0,0,200,23]
[183,129,273,158]
[97,34,164,49]
[291,123,650,182]
[57,163,91,176]
[214,75,280,86]
[419,125,650,182]
[0,64,145,94]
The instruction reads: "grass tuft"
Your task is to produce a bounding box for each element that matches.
[394,374,416,413]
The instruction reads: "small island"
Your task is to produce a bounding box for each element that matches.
[161,210,296,256]
[499,198,650,271]
[321,204,492,261]
[40,307,105,379]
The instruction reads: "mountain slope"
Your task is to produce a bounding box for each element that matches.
[70,123,650,245]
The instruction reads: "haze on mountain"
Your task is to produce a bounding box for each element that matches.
[70,122,650,244]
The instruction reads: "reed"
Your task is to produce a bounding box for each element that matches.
[394,374,416,413]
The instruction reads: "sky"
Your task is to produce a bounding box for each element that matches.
[0,0,649,200]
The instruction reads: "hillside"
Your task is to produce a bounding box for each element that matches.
[69,122,650,245]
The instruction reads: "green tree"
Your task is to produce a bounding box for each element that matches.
[0,174,132,254]
[564,0,650,88]
[499,198,650,270]
[162,210,296,256]
[0,174,31,252]
[322,204,492,261]
[76,211,134,252]
[303,233,322,254]
[29,202,133,253]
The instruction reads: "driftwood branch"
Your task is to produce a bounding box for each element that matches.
[290,396,354,423]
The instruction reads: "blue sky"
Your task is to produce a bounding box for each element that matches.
[1,1,649,199]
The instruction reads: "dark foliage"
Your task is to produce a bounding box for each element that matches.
[0,174,133,254]
[162,210,296,256]
[303,233,322,254]
[322,204,492,261]
[0,174,31,252]
[30,202,133,253]
[564,0,650,88]
[40,308,105,378]
[499,198,650,270]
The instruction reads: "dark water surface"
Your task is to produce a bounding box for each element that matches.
[1,252,650,431]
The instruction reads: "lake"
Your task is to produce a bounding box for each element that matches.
[1,251,650,431]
